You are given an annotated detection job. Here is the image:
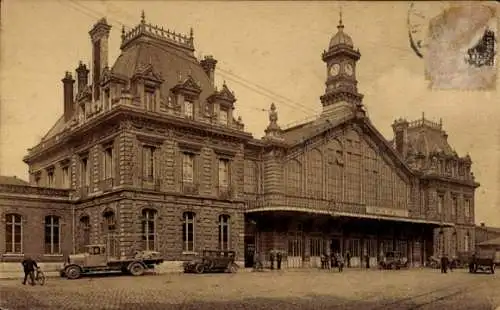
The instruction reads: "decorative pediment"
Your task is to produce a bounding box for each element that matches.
[207,82,236,107]
[131,63,164,85]
[101,67,127,86]
[171,75,202,99]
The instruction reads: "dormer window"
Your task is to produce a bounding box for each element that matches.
[184,100,194,119]
[219,108,228,125]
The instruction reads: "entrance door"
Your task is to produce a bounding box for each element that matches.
[330,238,341,255]
[309,237,323,268]
[244,236,255,268]
[287,231,303,268]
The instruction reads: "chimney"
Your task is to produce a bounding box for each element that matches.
[62,72,75,122]
[200,55,217,87]
[392,118,409,157]
[480,222,485,227]
[76,61,89,93]
[89,18,111,101]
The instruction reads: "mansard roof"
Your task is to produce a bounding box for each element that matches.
[112,40,214,102]
[406,118,455,157]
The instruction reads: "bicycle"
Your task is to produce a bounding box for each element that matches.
[35,267,45,286]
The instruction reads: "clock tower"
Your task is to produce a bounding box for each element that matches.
[320,13,364,118]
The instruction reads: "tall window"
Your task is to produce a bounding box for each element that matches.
[286,160,302,195]
[44,216,61,254]
[142,146,156,181]
[307,149,323,198]
[145,89,156,111]
[103,210,117,256]
[437,194,444,214]
[218,159,230,188]
[182,153,195,183]
[35,174,41,186]
[219,108,228,125]
[219,215,230,250]
[103,146,114,180]
[79,216,90,252]
[5,214,22,254]
[464,199,471,219]
[81,157,89,187]
[62,166,69,188]
[183,212,195,252]
[184,100,194,118]
[464,233,470,252]
[451,196,457,218]
[142,209,157,251]
[104,88,110,110]
[47,170,54,187]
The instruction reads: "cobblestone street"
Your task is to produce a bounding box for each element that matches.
[1,268,499,310]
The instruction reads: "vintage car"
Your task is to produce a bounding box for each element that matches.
[183,250,239,274]
[59,244,164,279]
[378,251,409,270]
[469,250,497,274]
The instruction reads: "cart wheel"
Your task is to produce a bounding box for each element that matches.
[228,263,239,273]
[36,271,46,286]
[195,264,205,274]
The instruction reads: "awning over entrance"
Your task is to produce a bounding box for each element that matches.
[245,206,454,227]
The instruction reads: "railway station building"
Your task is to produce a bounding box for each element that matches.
[0,13,479,269]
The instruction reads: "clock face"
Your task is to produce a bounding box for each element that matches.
[344,63,354,76]
[329,63,340,76]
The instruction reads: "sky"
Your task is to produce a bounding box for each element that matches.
[1,1,499,226]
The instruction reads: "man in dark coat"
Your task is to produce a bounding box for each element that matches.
[269,251,275,270]
[276,251,283,270]
[440,255,449,274]
[21,256,38,285]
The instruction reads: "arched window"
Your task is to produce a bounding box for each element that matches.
[5,214,22,254]
[286,160,302,195]
[79,215,90,252]
[142,209,157,251]
[183,212,195,252]
[44,215,61,254]
[218,215,230,250]
[103,210,116,232]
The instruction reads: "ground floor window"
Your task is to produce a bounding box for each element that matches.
[5,213,22,254]
[142,209,157,251]
[309,237,323,256]
[367,239,377,257]
[44,215,61,254]
[347,239,360,257]
[218,215,230,250]
[183,212,195,252]
[288,232,303,257]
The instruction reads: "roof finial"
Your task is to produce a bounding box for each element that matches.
[121,25,126,40]
[337,6,344,30]
[422,111,425,121]
[190,27,194,39]
[141,10,146,24]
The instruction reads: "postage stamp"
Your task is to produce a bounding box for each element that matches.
[408,3,497,91]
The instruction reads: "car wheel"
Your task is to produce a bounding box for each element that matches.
[195,264,204,274]
[129,262,145,276]
[65,266,81,280]
[229,263,238,273]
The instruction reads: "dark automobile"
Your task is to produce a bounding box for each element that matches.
[183,250,239,274]
[378,251,409,270]
[469,250,497,274]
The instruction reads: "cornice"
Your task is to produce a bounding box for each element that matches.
[24,105,254,163]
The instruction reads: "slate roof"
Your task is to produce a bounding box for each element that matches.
[111,40,214,103]
[0,176,29,186]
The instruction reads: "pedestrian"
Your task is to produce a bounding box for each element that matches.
[337,253,344,272]
[440,255,449,274]
[346,251,351,268]
[276,251,282,270]
[21,256,38,285]
[269,250,275,270]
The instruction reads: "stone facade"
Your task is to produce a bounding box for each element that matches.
[1,13,479,268]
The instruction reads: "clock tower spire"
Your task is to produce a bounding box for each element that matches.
[320,12,364,118]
